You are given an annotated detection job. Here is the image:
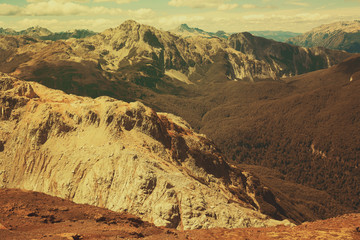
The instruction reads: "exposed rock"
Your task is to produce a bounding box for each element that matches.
[228,32,350,78]
[0,222,7,230]
[287,20,360,53]
[170,23,230,39]
[0,74,292,230]
[0,20,352,96]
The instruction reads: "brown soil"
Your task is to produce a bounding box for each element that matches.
[1,189,359,240]
[0,188,166,240]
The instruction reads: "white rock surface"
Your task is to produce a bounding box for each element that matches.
[0,73,293,230]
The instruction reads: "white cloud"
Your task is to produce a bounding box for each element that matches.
[0,4,22,15]
[242,4,257,9]
[287,1,310,7]
[13,18,117,32]
[242,13,331,23]
[218,3,238,11]
[149,15,205,29]
[0,1,122,16]
[26,0,90,2]
[127,8,155,19]
[94,0,138,3]
[168,0,238,10]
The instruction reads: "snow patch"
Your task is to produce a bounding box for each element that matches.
[165,70,193,84]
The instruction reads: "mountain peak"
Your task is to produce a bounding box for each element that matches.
[120,19,141,28]
[178,23,191,31]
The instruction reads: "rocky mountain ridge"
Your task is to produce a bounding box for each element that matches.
[287,20,360,53]
[0,20,358,221]
[0,26,96,41]
[171,24,301,42]
[0,20,352,98]
[171,24,230,39]
[0,73,294,230]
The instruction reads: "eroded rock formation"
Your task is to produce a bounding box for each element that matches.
[0,73,292,230]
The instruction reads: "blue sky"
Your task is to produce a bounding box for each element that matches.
[0,0,359,33]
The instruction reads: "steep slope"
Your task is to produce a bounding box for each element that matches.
[0,20,357,216]
[0,73,295,230]
[199,55,360,210]
[287,20,360,53]
[0,20,351,98]
[131,56,360,213]
[228,32,350,78]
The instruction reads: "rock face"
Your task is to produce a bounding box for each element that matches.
[0,20,352,97]
[0,73,292,230]
[287,20,360,53]
[228,32,349,79]
[170,24,230,39]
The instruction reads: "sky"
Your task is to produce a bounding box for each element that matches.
[0,0,359,33]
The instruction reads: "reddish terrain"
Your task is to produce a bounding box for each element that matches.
[1,189,359,240]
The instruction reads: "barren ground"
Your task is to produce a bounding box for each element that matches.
[1,189,359,240]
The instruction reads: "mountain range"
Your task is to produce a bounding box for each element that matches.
[287,20,360,53]
[0,19,359,232]
[171,24,301,42]
[171,24,231,39]
[0,26,96,41]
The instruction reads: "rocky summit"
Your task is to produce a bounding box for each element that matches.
[0,73,294,230]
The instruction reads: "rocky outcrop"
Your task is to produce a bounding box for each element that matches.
[228,32,352,78]
[0,73,293,230]
[287,20,360,53]
[0,20,352,95]
[170,24,230,39]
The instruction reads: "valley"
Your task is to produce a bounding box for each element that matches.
[0,16,359,239]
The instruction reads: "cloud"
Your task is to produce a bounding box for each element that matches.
[0,1,123,16]
[168,0,238,10]
[287,1,310,7]
[14,18,116,32]
[147,15,205,29]
[0,4,22,15]
[26,0,90,2]
[242,4,257,9]
[242,13,331,23]
[218,4,237,11]
[127,8,155,19]
[94,0,138,4]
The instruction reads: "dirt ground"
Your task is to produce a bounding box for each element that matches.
[0,188,359,240]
